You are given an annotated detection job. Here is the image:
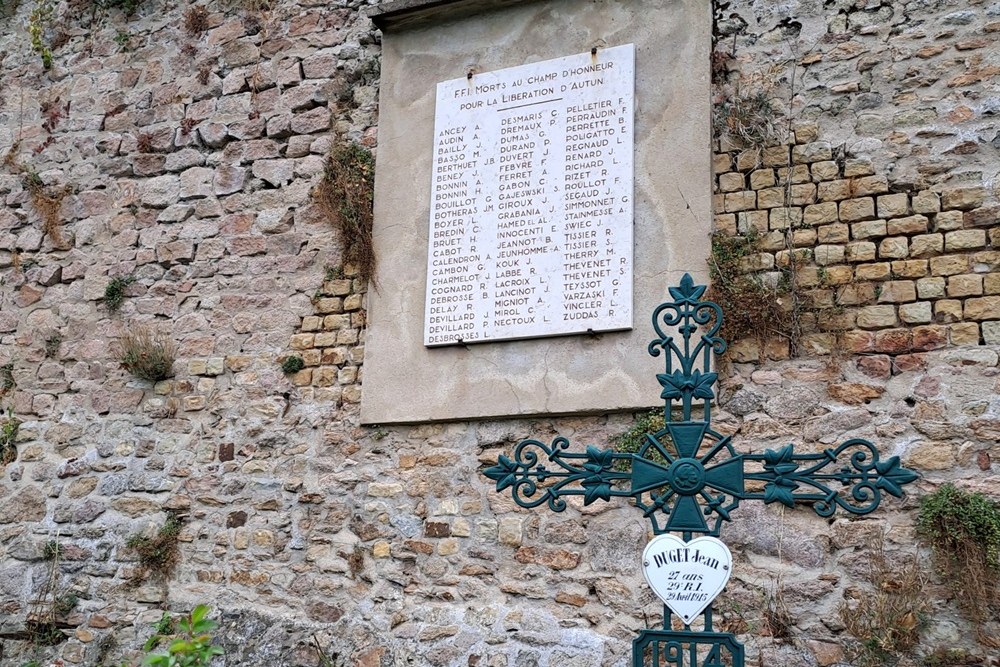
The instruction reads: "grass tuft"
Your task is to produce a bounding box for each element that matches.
[314,142,376,287]
[116,325,176,382]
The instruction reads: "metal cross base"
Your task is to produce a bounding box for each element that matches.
[633,629,743,667]
[483,274,919,667]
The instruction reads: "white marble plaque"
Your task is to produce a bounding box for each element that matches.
[641,534,733,625]
[424,44,635,346]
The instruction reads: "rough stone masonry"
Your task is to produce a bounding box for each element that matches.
[0,0,997,665]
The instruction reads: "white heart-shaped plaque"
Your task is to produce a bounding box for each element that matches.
[641,534,733,625]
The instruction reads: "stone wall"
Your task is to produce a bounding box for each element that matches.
[0,1,996,667]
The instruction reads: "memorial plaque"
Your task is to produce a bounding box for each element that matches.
[641,534,733,625]
[424,44,635,347]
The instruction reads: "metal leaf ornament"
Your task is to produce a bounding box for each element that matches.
[874,457,919,497]
[582,446,615,505]
[656,369,718,401]
[668,273,706,303]
[762,445,800,508]
[484,455,519,492]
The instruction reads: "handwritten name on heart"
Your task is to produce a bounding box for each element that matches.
[641,534,733,625]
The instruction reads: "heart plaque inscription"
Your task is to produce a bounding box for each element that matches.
[641,534,733,625]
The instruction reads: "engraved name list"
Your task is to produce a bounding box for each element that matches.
[424,45,635,346]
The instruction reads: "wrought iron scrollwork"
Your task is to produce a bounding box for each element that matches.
[484,274,918,539]
[484,439,632,512]
[745,439,919,516]
[648,274,726,423]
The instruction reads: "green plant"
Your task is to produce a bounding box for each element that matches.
[1,408,21,466]
[44,332,62,358]
[142,604,224,667]
[144,611,177,651]
[324,265,344,281]
[816,266,829,287]
[53,592,78,616]
[707,230,794,357]
[104,275,136,312]
[314,142,376,286]
[840,541,928,667]
[27,0,54,69]
[20,168,43,192]
[117,325,177,382]
[1,361,14,394]
[610,409,672,472]
[917,483,1000,625]
[114,29,133,51]
[126,512,184,582]
[281,355,304,374]
[42,540,60,560]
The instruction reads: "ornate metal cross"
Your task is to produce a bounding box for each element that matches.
[484,274,918,667]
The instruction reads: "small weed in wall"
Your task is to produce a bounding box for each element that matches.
[314,142,377,286]
[0,361,14,395]
[1,408,21,466]
[712,66,787,153]
[42,540,61,560]
[28,0,54,69]
[144,611,176,651]
[116,325,177,382]
[610,409,671,471]
[707,231,794,356]
[839,540,927,666]
[126,512,184,583]
[183,5,210,34]
[281,355,305,374]
[104,274,136,313]
[917,484,1000,628]
[21,171,72,247]
[43,332,62,358]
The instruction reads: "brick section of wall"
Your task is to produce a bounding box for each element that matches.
[714,128,999,361]
[711,0,999,363]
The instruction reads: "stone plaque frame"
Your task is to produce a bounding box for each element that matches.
[363,0,711,424]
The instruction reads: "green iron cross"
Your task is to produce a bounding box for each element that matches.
[483,274,919,667]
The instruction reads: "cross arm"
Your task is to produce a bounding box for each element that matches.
[483,436,635,512]
[743,439,919,517]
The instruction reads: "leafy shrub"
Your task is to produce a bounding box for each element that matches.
[610,409,671,471]
[917,483,1000,625]
[142,605,223,667]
